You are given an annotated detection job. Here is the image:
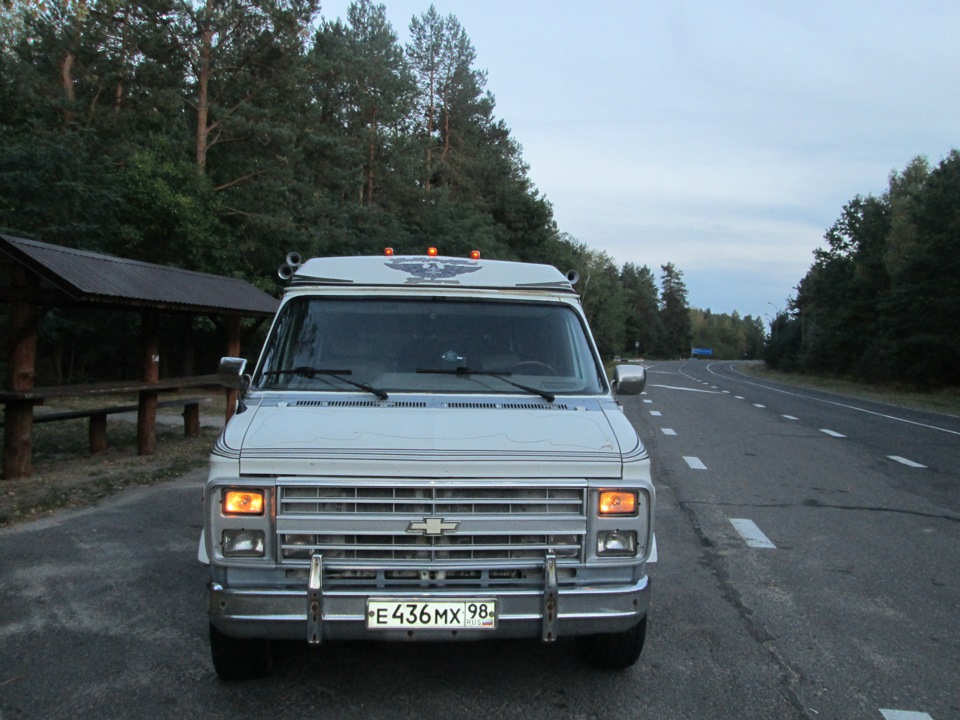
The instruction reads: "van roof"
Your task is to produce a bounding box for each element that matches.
[290,255,577,293]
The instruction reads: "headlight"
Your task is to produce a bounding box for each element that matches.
[597,530,637,557]
[222,529,265,557]
[599,490,637,516]
[223,489,265,515]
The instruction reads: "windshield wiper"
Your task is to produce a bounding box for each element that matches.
[416,367,555,403]
[262,366,388,401]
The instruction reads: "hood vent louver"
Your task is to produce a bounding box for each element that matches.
[443,402,570,411]
[294,400,428,408]
[290,399,571,411]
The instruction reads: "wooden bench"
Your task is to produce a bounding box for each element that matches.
[1,397,212,453]
[1,375,223,478]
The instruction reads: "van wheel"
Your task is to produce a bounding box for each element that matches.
[575,616,646,670]
[209,623,273,681]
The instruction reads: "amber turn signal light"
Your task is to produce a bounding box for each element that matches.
[599,490,637,516]
[223,489,265,515]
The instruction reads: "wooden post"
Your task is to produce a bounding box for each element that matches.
[137,310,160,455]
[89,413,108,453]
[224,315,241,423]
[183,403,201,437]
[2,268,40,479]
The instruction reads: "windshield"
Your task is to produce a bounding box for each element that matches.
[255,297,606,395]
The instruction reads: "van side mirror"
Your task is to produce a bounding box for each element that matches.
[217,357,250,391]
[613,364,646,395]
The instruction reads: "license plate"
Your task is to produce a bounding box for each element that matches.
[367,599,497,630]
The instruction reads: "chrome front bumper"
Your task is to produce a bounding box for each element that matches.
[209,554,650,642]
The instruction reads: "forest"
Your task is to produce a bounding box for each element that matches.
[765,152,960,389]
[1,0,762,383]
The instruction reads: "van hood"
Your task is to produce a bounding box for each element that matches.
[218,395,638,479]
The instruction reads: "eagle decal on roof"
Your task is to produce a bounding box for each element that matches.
[384,257,483,284]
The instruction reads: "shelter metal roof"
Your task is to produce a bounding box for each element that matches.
[0,234,279,316]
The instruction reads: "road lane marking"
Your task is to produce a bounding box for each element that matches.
[888,456,927,468]
[820,429,846,438]
[753,403,766,408]
[648,384,724,394]
[650,410,662,417]
[782,415,798,421]
[643,399,653,404]
[729,519,776,548]
[880,711,933,720]
[720,365,960,437]
[661,428,677,436]
[683,456,707,470]
[735,396,745,400]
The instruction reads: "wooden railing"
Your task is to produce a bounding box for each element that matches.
[1,375,224,479]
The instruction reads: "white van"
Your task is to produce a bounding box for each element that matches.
[202,251,654,679]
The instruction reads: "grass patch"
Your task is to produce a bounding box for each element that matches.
[0,396,225,527]
[739,364,960,415]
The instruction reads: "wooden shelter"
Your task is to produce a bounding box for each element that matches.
[0,234,279,479]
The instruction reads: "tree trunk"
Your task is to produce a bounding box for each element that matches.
[425,69,435,191]
[365,112,378,205]
[114,7,130,112]
[196,0,214,172]
[60,51,76,123]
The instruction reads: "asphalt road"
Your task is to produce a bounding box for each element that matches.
[1,360,957,719]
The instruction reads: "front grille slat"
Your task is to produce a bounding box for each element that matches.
[277,484,586,566]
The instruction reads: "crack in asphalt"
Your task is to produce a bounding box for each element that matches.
[676,497,818,720]
[681,498,960,524]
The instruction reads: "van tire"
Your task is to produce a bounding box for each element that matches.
[210,623,273,681]
[575,616,646,670]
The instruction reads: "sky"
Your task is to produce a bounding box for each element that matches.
[318,0,960,323]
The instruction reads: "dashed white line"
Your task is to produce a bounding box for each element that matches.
[734,396,745,400]
[782,415,798,421]
[880,710,933,720]
[661,428,677,436]
[753,403,766,408]
[888,456,927,469]
[648,384,723,394]
[643,399,653,404]
[650,410,662,417]
[820,429,846,438]
[683,456,707,470]
[729,519,776,548]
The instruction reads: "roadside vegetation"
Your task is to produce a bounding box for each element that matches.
[765,152,960,390]
[0,397,221,526]
[741,363,960,416]
[0,0,752,375]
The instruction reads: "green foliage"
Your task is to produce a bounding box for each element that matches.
[657,263,692,358]
[689,309,765,360]
[1,0,741,381]
[766,151,960,389]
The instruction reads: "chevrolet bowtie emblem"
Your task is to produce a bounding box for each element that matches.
[407,517,460,536]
